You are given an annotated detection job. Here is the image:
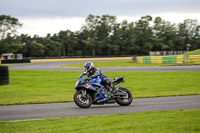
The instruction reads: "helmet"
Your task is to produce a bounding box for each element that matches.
[84,61,94,71]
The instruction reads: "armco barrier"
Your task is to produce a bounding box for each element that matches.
[137,57,143,63]
[151,56,163,64]
[189,55,200,63]
[136,55,200,64]
[143,56,151,64]
[163,56,177,64]
[176,55,184,63]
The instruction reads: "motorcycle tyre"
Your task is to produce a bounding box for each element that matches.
[116,87,133,106]
[74,90,93,108]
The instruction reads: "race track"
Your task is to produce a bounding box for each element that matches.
[1,61,199,121]
[9,61,200,72]
[0,95,200,121]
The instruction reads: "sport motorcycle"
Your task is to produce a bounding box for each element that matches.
[74,73,133,108]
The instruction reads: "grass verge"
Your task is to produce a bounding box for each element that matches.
[184,49,200,56]
[0,70,200,105]
[0,109,200,133]
[60,61,200,67]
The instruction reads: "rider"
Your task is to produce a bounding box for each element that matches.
[84,61,116,93]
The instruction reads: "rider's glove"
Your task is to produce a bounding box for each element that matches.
[83,70,87,75]
[85,77,91,82]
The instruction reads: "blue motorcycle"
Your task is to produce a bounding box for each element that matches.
[74,73,133,108]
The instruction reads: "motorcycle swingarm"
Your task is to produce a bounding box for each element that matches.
[113,92,127,97]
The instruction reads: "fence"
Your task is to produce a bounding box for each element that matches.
[135,55,200,64]
[149,51,187,56]
[1,59,31,64]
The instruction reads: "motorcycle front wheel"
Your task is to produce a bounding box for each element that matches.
[74,90,92,108]
[116,87,133,106]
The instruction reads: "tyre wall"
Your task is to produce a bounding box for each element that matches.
[136,55,200,64]
[0,66,9,85]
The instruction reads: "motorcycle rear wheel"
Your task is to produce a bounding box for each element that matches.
[116,87,133,106]
[74,90,93,108]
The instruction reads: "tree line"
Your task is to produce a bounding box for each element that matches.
[0,14,200,57]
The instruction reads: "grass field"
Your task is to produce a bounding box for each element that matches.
[184,49,200,55]
[0,109,199,133]
[60,61,200,67]
[0,70,200,105]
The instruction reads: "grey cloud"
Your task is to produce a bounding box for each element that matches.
[0,0,200,18]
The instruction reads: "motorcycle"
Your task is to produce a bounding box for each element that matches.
[74,73,133,108]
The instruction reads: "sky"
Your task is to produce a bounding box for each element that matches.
[0,0,200,36]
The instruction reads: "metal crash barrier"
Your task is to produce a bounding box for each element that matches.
[135,55,200,64]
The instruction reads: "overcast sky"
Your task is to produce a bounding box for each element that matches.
[1,0,200,36]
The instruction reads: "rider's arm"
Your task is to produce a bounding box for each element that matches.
[89,68,101,79]
[83,70,88,75]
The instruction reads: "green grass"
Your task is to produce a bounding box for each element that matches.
[60,61,200,67]
[0,109,199,133]
[0,70,200,105]
[184,49,200,55]
[0,64,21,66]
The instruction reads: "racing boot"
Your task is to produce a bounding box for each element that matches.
[111,86,117,94]
[105,85,111,91]
[105,85,113,97]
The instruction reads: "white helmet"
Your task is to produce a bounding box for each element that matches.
[84,61,94,71]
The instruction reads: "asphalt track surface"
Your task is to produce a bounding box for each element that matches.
[0,95,199,121]
[1,61,200,121]
[8,61,200,72]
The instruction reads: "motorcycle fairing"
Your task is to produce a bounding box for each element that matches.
[83,83,97,91]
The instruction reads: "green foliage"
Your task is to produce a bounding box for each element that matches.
[0,15,22,40]
[0,15,22,54]
[81,14,117,56]
[57,30,77,56]
[61,61,200,67]
[184,49,200,55]
[1,14,200,57]
[0,110,200,133]
[0,70,200,105]
[0,36,22,54]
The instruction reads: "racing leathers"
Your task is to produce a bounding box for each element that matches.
[86,67,113,91]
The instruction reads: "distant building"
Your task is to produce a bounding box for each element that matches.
[1,53,14,60]
[14,54,23,60]
[1,53,23,60]
[1,53,30,64]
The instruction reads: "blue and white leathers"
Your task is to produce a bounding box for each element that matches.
[89,78,105,100]
[75,73,105,100]
[74,72,133,108]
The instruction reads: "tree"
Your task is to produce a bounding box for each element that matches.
[152,17,177,51]
[1,14,199,57]
[134,15,153,55]
[81,14,117,56]
[0,36,22,54]
[58,30,77,56]
[29,41,44,57]
[20,34,45,57]
[0,15,22,54]
[0,15,22,40]
[177,19,200,50]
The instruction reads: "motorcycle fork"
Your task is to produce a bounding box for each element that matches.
[81,90,87,98]
[93,89,101,102]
